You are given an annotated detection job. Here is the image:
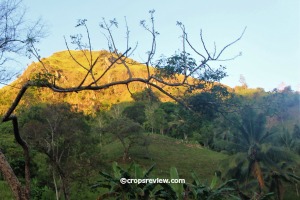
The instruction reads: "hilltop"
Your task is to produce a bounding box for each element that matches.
[0,50,184,114]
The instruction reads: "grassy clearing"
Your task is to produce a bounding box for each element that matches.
[101,133,228,182]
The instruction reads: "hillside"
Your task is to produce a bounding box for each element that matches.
[0,50,185,115]
[101,133,228,181]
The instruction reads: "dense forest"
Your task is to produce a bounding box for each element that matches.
[0,0,299,199]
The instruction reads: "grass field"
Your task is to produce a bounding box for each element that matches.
[0,181,13,199]
[101,133,228,182]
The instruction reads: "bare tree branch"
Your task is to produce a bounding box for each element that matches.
[215,27,247,60]
[140,9,158,78]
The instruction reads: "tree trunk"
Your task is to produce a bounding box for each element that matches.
[160,128,163,135]
[53,170,59,200]
[60,174,70,200]
[0,150,27,200]
[0,115,30,200]
[123,148,129,161]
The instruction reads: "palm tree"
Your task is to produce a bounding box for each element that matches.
[222,105,299,199]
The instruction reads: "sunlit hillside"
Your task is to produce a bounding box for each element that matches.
[0,50,187,114]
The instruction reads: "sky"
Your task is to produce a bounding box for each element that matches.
[16,0,300,91]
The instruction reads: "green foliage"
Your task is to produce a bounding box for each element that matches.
[142,100,208,139]
[155,52,226,83]
[293,124,300,140]
[188,93,216,119]
[186,172,238,200]
[144,103,158,134]
[220,104,300,199]
[123,102,146,124]
[187,87,229,119]
[0,181,13,199]
[101,133,228,184]
[18,103,100,199]
[152,108,168,135]
[237,106,269,148]
[93,162,157,199]
[30,178,56,200]
[0,123,27,179]
[101,117,144,161]
[155,52,197,78]
[131,88,160,103]
[194,122,215,148]
[265,87,300,120]
[0,121,13,135]
[169,167,184,198]
[266,162,300,200]
[94,163,240,200]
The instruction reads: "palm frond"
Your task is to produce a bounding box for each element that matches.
[143,163,156,179]
[259,131,275,144]
[254,113,267,141]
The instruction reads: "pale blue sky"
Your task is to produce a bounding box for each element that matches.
[20,0,299,91]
